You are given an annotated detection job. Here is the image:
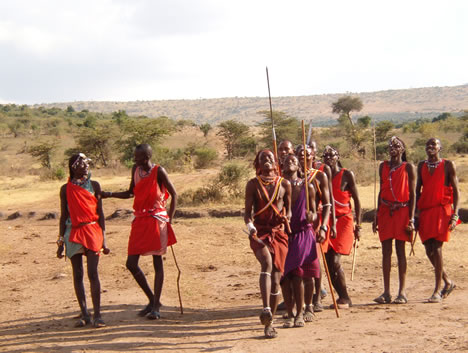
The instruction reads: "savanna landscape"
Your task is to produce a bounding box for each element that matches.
[1,89,468,353]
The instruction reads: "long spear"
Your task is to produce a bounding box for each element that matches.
[302,121,339,318]
[266,67,280,175]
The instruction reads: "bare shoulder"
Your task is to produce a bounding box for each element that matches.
[281,177,291,187]
[60,183,67,196]
[405,162,416,172]
[445,159,456,171]
[343,169,355,181]
[91,180,101,191]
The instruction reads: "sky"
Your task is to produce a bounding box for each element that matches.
[0,0,467,104]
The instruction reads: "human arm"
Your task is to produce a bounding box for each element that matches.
[244,179,264,246]
[406,163,417,233]
[317,172,330,244]
[346,170,362,241]
[57,185,68,259]
[92,180,110,254]
[414,161,424,230]
[324,165,337,238]
[446,160,460,231]
[101,165,136,199]
[158,166,177,223]
[372,162,384,233]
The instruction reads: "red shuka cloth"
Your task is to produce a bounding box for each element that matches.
[329,169,354,255]
[418,160,455,243]
[251,180,289,274]
[377,162,411,242]
[67,181,103,253]
[129,166,177,255]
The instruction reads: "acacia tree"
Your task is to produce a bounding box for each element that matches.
[257,110,303,147]
[332,96,363,127]
[199,123,212,138]
[217,120,250,160]
[28,141,58,169]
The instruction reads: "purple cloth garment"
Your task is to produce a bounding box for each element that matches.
[283,184,320,278]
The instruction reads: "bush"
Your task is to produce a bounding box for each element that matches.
[193,147,217,169]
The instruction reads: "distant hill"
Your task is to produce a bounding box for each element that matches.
[35,84,468,126]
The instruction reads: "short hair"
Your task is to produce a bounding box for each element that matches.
[135,144,152,158]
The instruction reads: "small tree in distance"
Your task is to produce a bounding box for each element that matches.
[332,95,363,127]
[199,123,212,137]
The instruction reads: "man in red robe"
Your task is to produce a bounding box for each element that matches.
[245,149,291,339]
[373,136,416,305]
[102,144,177,319]
[416,138,459,303]
[323,146,361,308]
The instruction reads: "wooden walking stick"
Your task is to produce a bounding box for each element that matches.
[170,245,183,315]
[302,121,340,318]
[351,238,358,281]
[410,230,417,256]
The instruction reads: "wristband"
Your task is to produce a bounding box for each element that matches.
[451,214,459,221]
[57,236,64,246]
[247,222,257,233]
[320,225,328,232]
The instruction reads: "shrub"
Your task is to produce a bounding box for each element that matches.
[194,147,217,169]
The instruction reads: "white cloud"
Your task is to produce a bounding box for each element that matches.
[0,0,467,103]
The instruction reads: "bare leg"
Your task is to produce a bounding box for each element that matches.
[126,255,154,315]
[381,239,392,296]
[147,255,164,319]
[270,268,282,316]
[253,246,273,309]
[395,240,407,299]
[327,249,351,305]
[86,251,101,320]
[303,277,315,321]
[281,276,294,320]
[292,275,304,317]
[71,254,90,320]
[425,239,450,297]
[254,247,279,338]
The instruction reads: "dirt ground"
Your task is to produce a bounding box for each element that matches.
[1,177,468,353]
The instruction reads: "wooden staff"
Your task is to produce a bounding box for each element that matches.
[351,238,358,281]
[170,245,184,315]
[410,231,417,256]
[302,121,339,318]
[373,120,378,229]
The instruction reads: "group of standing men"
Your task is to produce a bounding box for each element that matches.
[55,136,460,337]
[244,136,459,338]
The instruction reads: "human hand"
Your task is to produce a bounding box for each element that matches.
[316,228,326,243]
[354,225,361,241]
[56,244,64,259]
[449,219,458,231]
[102,246,111,255]
[331,225,337,239]
[372,219,378,234]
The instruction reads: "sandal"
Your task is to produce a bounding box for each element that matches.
[294,314,305,328]
[392,295,408,304]
[74,315,91,328]
[282,316,294,328]
[138,304,153,317]
[441,282,456,298]
[373,293,392,304]
[147,310,161,320]
[428,293,442,303]
[303,305,315,322]
[264,324,277,339]
[313,303,323,312]
[92,318,106,328]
